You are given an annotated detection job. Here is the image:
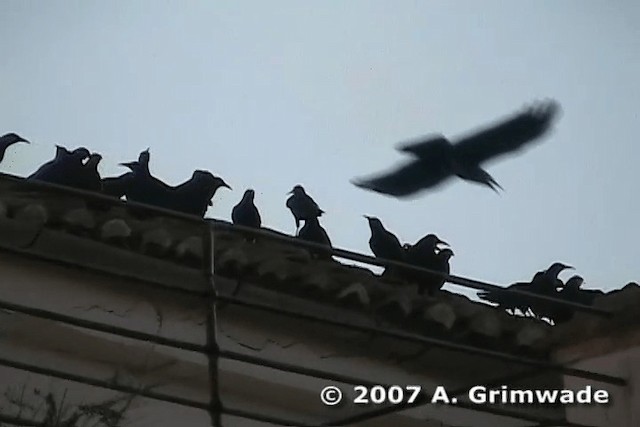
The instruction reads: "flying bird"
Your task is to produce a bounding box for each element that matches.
[286,185,324,234]
[232,189,262,229]
[29,145,90,187]
[352,99,560,197]
[0,133,29,164]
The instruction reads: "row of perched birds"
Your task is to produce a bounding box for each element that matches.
[0,133,455,296]
[478,262,603,323]
[0,100,599,326]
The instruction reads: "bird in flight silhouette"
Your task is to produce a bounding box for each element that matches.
[352,99,561,197]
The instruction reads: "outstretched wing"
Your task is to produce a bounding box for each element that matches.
[351,159,451,197]
[453,99,561,165]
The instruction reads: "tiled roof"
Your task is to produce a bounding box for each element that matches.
[0,174,637,359]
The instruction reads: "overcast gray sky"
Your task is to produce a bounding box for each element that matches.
[1,1,638,294]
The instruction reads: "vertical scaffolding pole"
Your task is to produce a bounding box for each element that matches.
[204,222,222,426]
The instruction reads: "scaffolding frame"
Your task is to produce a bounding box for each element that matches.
[0,174,628,427]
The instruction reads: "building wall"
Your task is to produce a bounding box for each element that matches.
[557,338,639,427]
[0,250,567,427]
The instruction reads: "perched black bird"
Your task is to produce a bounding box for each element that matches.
[364,216,405,278]
[0,133,29,164]
[405,234,449,265]
[478,262,573,316]
[422,248,454,294]
[537,275,601,323]
[404,234,450,294]
[286,185,324,234]
[102,149,152,199]
[352,100,560,197]
[29,145,90,187]
[298,216,332,259]
[114,161,231,217]
[170,170,230,216]
[232,189,262,228]
[75,153,103,192]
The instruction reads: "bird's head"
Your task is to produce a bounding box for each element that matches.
[424,234,449,249]
[138,148,150,165]
[193,171,231,191]
[87,153,103,166]
[546,262,574,278]
[438,248,455,260]
[243,189,255,201]
[363,215,383,229]
[564,275,584,290]
[72,147,91,161]
[288,185,305,195]
[1,133,30,145]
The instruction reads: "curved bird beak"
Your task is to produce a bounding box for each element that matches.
[18,137,30,144]
[119,161,137,168]
[363,215,371,220]
[222,182,232,190]
[437,238,449,247]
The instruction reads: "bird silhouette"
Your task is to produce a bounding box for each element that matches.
[547,275,604,323]
[352,100,560,197]
[0,133,29,164]
[286,185,324,234]
[102,148,230,217]
[232,189,262,229]
[29,145,90,187]
[120,163,230,217]
[405,234,449,265]
[102,149,152,199]
[403,234,450,294]
[364,216,405,278]
[75,153,103,192]
[298,216,332,259]
[420,248,454,295]
[478,262,573,316]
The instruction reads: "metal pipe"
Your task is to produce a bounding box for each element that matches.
[204,222,223,427]
[0,173,613,317]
